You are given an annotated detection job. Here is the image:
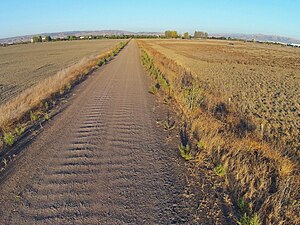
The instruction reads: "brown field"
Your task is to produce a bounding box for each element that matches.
[143,39,300,154]
[138,39,299,224]
[0,39,121,104]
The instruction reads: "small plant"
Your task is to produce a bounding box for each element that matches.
[237,213,261,225]
[66,83,72,90]
[97,59,105,66]
[158,74,169,89]
[178,143,193,160]
[163,120,175,131]
[148,85,159,95]
[15,124,25,136]
[183,85,203,110]
[44,102,49,110]
[3,132,15,146]
[214,164,226,177]
[2,158,8,167]
[197,140,204,149]
[30,111,38,122]
[238,198,248,212]
[44,112,50,121]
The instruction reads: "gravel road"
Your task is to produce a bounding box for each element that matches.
[0,40,200,224]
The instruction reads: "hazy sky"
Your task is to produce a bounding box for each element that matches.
[1,0,300,39]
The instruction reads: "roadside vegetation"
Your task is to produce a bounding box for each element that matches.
[138,40,299,225]
[0,41,128,154]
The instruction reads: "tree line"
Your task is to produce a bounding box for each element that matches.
[164,30,209,39]
[30,34,162,43]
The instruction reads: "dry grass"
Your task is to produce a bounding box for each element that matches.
[0,39,122,104]
[138,40,299,225]
[0,41,128,133]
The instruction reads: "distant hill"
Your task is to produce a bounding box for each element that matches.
[0,30,163,44]
[211,33,300,44]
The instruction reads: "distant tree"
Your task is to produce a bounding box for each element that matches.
[194,31,208,39]
[165,30,178,38]
[32,36,42,43]
[44,36,52,42]
[183,32,190,39]
[67,35,77,40]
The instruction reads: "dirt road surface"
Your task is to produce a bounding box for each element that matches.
[0,41,192,224]
[0,40,234,224]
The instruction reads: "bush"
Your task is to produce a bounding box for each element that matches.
[15,124,25,136]
[3,132,15,146]
[32,36,42,43]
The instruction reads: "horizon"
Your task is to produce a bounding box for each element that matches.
[1,29,300,42]
[1,0,300,40]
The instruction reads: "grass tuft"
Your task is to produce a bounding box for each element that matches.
[3,132,15,146]
[214,164,226,177]
[178,143,193,160]
[237,213,261,225]
[15,124,25,136]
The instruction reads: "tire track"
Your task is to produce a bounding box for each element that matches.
[0,41,198,224]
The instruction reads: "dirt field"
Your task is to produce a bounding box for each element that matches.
[144,39,300,154]
[0,40,121,104]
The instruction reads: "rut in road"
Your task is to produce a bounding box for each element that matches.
[0,40,196,224]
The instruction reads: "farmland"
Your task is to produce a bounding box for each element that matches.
[142,39,300,154]
[0,39,121,104]
[138,39,299,224]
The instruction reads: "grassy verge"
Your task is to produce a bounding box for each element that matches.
[0,41,129,150]
[138,40,299,225]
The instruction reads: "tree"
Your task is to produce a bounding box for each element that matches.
[194,31,209,39]
[44,36,52,42]
[67,35,77,40]
[32,36,42,43]
[183,32,190,39]
[165,30,178,38]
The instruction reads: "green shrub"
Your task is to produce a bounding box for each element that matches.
[214,164,226,177]
[197,140,204,149]
[66,83,72,90]
[238,198,248,212]
[44,112,50,121]
[97,59,105,66]
[30,111,38,122]
[3,132,15,146]
[178,143,193,160]
[44,102,49,110]
[15,124,25,136]
[238,213,261,225]
[158,74,169,89]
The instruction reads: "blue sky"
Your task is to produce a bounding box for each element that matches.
[1,0,300,39]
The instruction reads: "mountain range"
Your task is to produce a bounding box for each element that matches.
[211,33,300,44]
